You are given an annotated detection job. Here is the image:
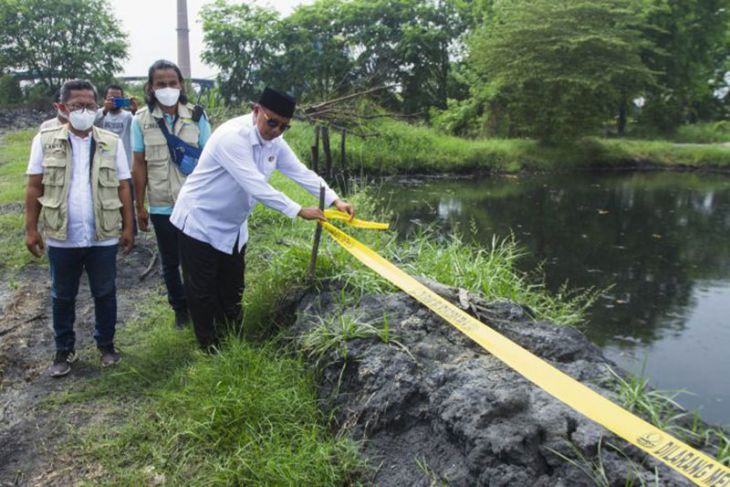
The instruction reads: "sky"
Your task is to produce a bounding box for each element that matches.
[112,0,311,79]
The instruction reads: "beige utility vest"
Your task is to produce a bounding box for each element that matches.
[135,103,200,207]
[38,125,123,240]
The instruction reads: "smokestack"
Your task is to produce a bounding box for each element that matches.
[177,0,191,78]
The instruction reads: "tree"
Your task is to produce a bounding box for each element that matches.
[200,0,281,103]
[469,0,655,143]
[638,0,730,131]
[0,0,128,93]
[200,0,470,113]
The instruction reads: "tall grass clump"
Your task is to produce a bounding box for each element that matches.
[76,336,364,485]
[608,365,730,464]
[369,226,596,326]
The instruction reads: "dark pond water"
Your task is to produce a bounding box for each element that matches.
[378,171,730,426]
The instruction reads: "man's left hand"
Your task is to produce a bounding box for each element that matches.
[129,96,138,115]
[120,228,134,255]
[333,199,355,220]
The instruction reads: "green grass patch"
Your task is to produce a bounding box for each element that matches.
[0,129,35,205]
[284,119,730,174]
[609,365,729,465]
[672,121,730,144]
[0,212,40,273]
[58,296,365,486]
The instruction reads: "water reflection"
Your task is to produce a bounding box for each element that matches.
[380,172,730,425]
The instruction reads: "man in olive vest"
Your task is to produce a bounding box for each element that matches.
[132,60,211,328]
[25,79,134,377]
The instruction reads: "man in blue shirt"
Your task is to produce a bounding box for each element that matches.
[132,60,211,328]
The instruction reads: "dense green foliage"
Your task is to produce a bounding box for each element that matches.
[639,0,730,130]
[0,74,22,106]
[0,0,127,93]
[200,0,729,140]
[469,0,655,143]
[200,0,470,114]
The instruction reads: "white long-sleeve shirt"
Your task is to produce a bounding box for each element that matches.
[170,113,339,254]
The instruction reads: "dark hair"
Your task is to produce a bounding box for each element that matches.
[144,59,188,109]
[104,84,124,98]
[60,79,97,103]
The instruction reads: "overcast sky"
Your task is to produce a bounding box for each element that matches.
[112,0,311,79]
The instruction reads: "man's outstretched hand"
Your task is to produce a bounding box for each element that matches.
[298,207,327,221]
[333,199,354,220]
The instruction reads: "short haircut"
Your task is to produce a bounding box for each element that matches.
[60,79,97,103]
[104,84,124,97]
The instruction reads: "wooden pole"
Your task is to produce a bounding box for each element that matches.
[339,128,348,193]
[322,126,333,181]
[307,185,326,283]
[310,126,320,174]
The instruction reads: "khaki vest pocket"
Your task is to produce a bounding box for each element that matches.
[98,167,119,187]
[38,197,63,232]
[99,198,123,233]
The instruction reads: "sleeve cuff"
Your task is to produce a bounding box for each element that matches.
[324,189,339,208]
[283,202,302,219]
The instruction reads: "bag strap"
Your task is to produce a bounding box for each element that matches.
[154,117,181,165]
[192,105,205,123]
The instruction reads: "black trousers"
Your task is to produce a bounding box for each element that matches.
[150,214,187,312]
[178,230,245,349]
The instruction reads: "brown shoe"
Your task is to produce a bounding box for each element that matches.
[99,345,121,368]
[49,350,77,378]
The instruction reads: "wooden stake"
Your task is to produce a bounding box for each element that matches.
[340,128,348,193]
[307,185,326,283]
[322,126,333,181]
[311,126,320,174]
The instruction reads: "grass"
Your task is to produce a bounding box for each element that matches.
[0,129,35,205]
[283,118,730,174]
[608,365,730,466]
[0,130,40,275]
[548,437,660,487]
[54,295,366,486]
[672,121,730,144]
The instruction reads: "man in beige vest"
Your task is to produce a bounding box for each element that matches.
[132,60,211,328]
[25,79,134,377]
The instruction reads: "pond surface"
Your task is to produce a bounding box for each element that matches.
[378,171,730,426]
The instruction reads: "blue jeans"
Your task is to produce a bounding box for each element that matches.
[48,245,118,352]
[150,213,187,312]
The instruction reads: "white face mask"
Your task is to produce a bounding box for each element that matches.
[155,87,180,107]
[68,109,96,131]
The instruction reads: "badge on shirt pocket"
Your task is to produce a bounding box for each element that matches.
[267,155,276,164]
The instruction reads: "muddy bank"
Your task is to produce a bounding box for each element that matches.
[0,234,160,486]
[0,108,52,133]
[291,279,707,486]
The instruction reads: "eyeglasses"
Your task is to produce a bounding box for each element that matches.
[64,103,97,112]
[260,109,291,131]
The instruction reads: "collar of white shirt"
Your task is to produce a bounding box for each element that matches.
[250,113,274,149]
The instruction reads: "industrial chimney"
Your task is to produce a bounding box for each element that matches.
[177,0,192,78]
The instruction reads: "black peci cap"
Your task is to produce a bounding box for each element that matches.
[258,87,296,118]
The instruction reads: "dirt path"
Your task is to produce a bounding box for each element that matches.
[0,234,161,486]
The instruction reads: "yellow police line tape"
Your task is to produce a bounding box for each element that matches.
[318,215,730,487]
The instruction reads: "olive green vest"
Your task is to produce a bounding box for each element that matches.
[135,103,200,208]
[38,125,123,241]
